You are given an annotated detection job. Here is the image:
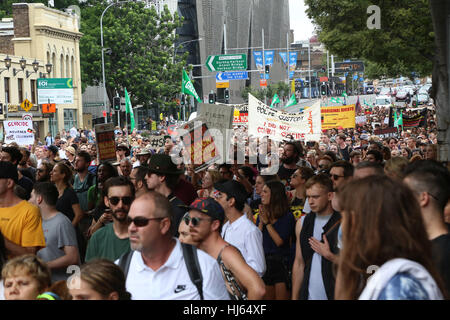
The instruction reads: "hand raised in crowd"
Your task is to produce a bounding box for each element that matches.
[309,235,337,263]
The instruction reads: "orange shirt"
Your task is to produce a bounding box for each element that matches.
[0,200,46,249]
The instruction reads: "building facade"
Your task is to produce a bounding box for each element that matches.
[0,3,83,142]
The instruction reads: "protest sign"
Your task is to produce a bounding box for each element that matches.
[148,135,165,149]
[248,94,321,142]
[179,120,221,172]
[3,120,34,145]
[95,123,116,161]
[321,105,356,130]
[355,115,366,125]
[374,127,399,139]
[232,105,248,124]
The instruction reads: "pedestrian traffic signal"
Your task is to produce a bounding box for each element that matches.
[320,84,327,96]
[224,89,230,100]
[113,97,121,111]
[180,94,185,106]
[265,65,270,74]
[208,93,216,104]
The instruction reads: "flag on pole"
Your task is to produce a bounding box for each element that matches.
[355,96,362,114]
[285,94,297,108]
[330,97,343,104]
[124,88,135,132]
[270,94,280,107]
[181,69,202,103]
[394,109,403,127]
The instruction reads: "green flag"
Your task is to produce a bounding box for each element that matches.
[181,69,202,103]
[331,97,342,104]
[125,88,135,132]
[285,94,297,108]
[270,94,280,107]
[394,109,403,127]
[342,91,348,97]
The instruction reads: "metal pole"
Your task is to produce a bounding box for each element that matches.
[308,39,311,98]
[287,33,290,96]
[262,29,266,104]
[101,3,116,124]
[224,24,227,54]
[327,50,330,79]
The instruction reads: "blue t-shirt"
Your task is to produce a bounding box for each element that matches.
[258,211,295,258]
[378,272,430,300]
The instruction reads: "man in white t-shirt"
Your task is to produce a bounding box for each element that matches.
[70,126,78,139]
[214,180,266,277]
[117,191,229,300]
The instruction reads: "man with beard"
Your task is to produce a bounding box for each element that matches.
[36,161,54,182]
[85,176,134,262]
[277,141,303,184]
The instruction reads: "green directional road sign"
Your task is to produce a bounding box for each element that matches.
[206,54,247,72]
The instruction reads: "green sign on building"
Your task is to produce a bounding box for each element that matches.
[37,78,73,104]
[206,54,247,72]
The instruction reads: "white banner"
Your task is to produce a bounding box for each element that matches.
[248,94,321,141]
[3,120,34,146]
[356,115,367,124]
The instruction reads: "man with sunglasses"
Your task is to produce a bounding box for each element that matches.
[85,176,134,262]
[145,154,186,236]
[122,191,229,300]
[329,160,354,191]
[184,197,266,300]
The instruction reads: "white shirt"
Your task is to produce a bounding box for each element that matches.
[221,214,266,277]
[116,238,229,300]
[70,127,78,138]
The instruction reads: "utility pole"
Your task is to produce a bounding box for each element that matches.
[287,33,290,97]
[308,39,311,99]
[262,29,266,104]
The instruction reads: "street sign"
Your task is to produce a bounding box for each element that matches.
[320,77,329,82]
[37,78,73,104]
[216,71,249,81]
[334,61,365,72]
[216,81,229,88]
[206,54,247,72]
[20,99,32,112]
[42,103,56,113]
[260,79,267,87]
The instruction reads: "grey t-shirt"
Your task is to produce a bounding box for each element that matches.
[37,212,79,282]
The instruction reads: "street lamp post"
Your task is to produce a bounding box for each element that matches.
[173,38,202,121]
[101,0,152,124]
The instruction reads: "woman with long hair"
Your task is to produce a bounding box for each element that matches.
[250,174,279,223]
[257,180,295,300]
[335,176,446,300]
[51,162,83,227]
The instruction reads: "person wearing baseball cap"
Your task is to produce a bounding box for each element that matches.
[213,180,266,278]
[0,161,46,257]
[182,197,266,300]
[145,154,186,235]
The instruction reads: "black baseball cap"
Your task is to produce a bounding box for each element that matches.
[181,197,225,223]
[213,180,248,208]
[0,161,18,183]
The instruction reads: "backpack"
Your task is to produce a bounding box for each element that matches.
[118,243,204,300]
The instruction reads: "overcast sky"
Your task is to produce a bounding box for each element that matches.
[289,0,315,42]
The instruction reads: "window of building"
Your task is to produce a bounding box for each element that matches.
[64,109,77,131]
[4,77,10,104]
[30,80,36,104]
[18,78,23,103]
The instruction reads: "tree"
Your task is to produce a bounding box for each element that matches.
[79,1,186,114]
[304,0,434,79]
[305,0,450,161]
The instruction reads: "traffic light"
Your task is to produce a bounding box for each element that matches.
[0,103,3,115]
[208,93,216,104]
[265,65,270,74]
[180,94,185,106]
[320,83,327,96]
[224,89,230,100]
[113,96,121,111]
[321,67,326,73]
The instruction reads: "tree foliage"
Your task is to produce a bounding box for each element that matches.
[79,1,186,112]
[304,0,434,79]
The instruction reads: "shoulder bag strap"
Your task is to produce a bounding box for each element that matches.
[118,250,133,279]
[181,243,204,300]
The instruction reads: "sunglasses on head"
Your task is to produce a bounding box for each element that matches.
[126,216,164,227]
[108,196,134,206]
[183,215,212,227]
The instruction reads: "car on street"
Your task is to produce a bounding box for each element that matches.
[375,95,392,108]
[417,93,429,105]
[379,87,392,96]
[396,89,408,101]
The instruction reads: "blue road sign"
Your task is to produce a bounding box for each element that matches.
[216,71,249,81]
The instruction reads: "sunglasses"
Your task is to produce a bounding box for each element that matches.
[183,215,212,227]
[126,216,164,227]
[331,174,345,180]
[108,196,134,206]
[37,168,45,172]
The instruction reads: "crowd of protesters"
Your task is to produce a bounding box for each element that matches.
[0,100,448,301]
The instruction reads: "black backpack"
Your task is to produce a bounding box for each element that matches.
[118,243,204,300]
